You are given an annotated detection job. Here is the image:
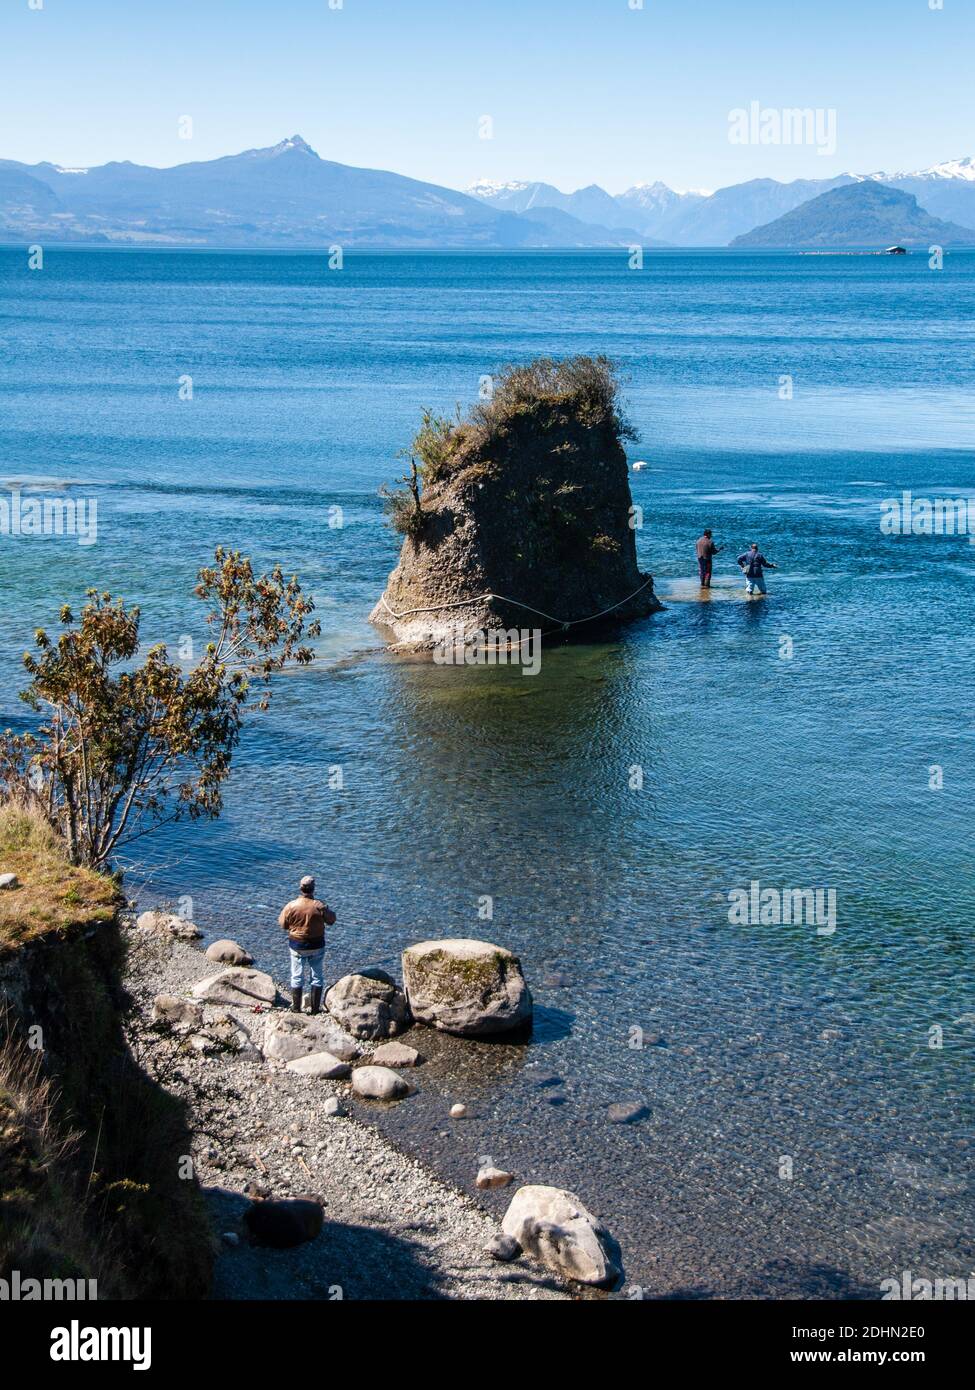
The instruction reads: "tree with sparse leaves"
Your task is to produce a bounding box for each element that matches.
[0,547,320,870]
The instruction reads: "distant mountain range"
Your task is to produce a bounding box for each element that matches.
[0,136,647,250]
[731,181,975,249]
[469,159,975,246]
[2,136,974,250]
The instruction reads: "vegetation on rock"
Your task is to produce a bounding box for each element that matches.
[372,355,659,646]
[381,356,636,534]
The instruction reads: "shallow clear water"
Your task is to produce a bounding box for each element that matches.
[1,246,973,1296]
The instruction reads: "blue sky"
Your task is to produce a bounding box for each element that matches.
[2,0,971,193]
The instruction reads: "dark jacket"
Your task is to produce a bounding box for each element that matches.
[737,550,774,578]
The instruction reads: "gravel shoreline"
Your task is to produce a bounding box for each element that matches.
[123,923,574,1300]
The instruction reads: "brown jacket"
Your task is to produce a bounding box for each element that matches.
[278,894,335,947]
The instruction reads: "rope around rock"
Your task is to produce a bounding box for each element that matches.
[378,576,655,631]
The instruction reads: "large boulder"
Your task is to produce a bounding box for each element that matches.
[191,967,277,1008]
[351,1065,410,1101]
[401,939,532,1037]
[501,1185,620,1288]
[369,1041,423,1068]
[369,357,661,651]
[325,969,411,1040]
[205,939,253,966]
[262,1012,360,1064]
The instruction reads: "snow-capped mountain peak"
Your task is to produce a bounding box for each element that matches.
[466,179,532,200]
[265,135,318,158]
[866,156,975,183]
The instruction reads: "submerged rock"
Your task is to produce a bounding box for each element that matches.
[402,938,532,1037]
[370,357,661,650]
[607,1101,649,1125]
[501,1185,620,1288]
[325,969,411,1040]
[369,1040,423,1067]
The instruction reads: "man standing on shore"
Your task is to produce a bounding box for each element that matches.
[696,529,722,588]
[278,875,336,1014]
[737,542,778,596]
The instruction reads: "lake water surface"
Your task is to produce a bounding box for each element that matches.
[1,246,973,1297]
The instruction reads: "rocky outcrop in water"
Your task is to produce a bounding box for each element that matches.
[370,358,661,650]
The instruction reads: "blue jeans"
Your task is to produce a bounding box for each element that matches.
[289,945,324,991]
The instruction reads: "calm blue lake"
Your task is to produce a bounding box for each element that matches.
[1,246,973,1297]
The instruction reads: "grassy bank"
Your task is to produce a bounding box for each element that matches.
[0,804,118,952]
[0,805,212,1297]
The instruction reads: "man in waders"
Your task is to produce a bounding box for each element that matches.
[737,542,778,596]
[696,529,722,587]
[278,875,336,1014]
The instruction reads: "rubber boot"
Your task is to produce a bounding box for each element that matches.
[309,987,323,1016]
[290,987,303,1013]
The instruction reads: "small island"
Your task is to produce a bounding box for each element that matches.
[370,356,661,651]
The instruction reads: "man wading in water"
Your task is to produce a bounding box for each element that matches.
[695,528,722,588]
[278,875,336,1014]
[737,542,778,596]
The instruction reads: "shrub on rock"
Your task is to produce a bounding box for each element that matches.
[370,356,661,651]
